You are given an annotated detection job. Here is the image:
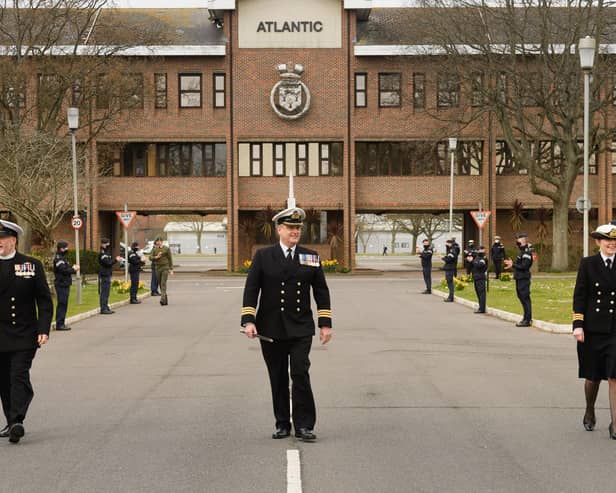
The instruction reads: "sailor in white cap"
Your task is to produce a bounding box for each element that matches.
[573,223,616,438]
[0,220,53,443]
[241,203,333,442]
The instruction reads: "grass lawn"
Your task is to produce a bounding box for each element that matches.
[435,275,575,325]
[58,280,137,318]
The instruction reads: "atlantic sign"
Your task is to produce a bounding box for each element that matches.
[238,0,341,48]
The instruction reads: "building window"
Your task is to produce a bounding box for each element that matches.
[437,73,460,108]
[72,79,83,107]
[274,143,285,176]
[296,143,308,176]
[520,73,539,107]
[121,73,144,109]
[413,73,425,109]
[96,73,111,109]
[496,140,527,175]
[497,72,508,104]
[179,74,202,108]
[611,142,616,174]
[320,143,343,176]
[156,143,226,177]
[356,141,482,176]
[214,73,225,108]
[355,73,367,107]
[155,73,167,109]
[379,73,401,107]
[250,143,262,176]
[471,72,483,107]
[575,141,597,175]
[5,82,26,109]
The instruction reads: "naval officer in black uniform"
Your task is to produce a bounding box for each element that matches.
[573,224,616,437]
[418,239,433,294]
[241,206,332,442]
[53,240,79,330]
[467,245,488,313]
[505,233,533,327]
[0,220,52,443]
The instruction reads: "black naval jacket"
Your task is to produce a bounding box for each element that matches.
[491,242,505,261]
[128,250,144,274]
[512,245,533,280]
[443,247,457,271]
[0,253,53,352]
[469,254,488,280]
[420,245,433,268]
[241,245,332,340]
[53,251,76,287]
[573,253,616,334]
[98,247,116,276]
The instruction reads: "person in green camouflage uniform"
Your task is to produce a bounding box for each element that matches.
[149,237,174,306]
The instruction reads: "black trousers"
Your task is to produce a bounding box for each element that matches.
[260,336,316,431]
[150,266,159,294]
[493,259,503,279]
[0,349,37,426]
[55,284,70,328]
[474,278,486,312]
[130,271,140,301]
[516,278,532,321]
[99,274,111,311]
[422,266,432,292]
[445,270,454,300]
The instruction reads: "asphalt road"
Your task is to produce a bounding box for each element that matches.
[1,274,612,493]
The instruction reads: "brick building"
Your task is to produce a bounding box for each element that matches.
[6,1,615,270]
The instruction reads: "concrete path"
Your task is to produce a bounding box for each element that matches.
[1,274,610,492]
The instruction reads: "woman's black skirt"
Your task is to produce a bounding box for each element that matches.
[578,331,616,380]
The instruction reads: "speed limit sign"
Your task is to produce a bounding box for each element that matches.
[71,216,83,230]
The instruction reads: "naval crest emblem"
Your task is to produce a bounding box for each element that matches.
[270,62,311,120]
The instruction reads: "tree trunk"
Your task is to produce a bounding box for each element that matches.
[551,202,569,271]
[411,235,418,253]
[13,213,32,253]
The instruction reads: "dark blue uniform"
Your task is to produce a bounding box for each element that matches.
[513,244,533,323]
[443,244,458,301]
[469,253,488,313]
[241,244,332,433]
[128,249,144,302]
[491,241,505,279]
[53,250,76,329]
[0,253,52,431]
[98,246,116,313]
[419,244,433,293]
[451,241,460,277]
[464,243,477,275]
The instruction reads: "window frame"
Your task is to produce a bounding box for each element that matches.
[213,73,226,109]
[437,73,460,108]
[378,72,401,108]
[413,72,425,109]
[154,73,167,109]
[274,143,286,177]
[179,73,202,109]
[355,72,367,108]
[250,143,262,176]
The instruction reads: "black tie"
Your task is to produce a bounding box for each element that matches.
[608,259,612,270]
[286,248,293,262]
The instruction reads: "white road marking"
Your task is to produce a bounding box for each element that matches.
[287,449,303,493]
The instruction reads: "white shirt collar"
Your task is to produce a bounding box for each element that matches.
[0,251,16,260]
[600,252,615,264]
[280,242,296,257]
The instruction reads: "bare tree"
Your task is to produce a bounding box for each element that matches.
[355,214,378,253]
[168,215,207,254]
[416,1,616,269]
[0,1,170,251]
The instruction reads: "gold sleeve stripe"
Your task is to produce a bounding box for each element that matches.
[572,313,584,321]
[318,310,332,317]
[241,307,256,315]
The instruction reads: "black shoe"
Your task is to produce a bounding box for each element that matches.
[474,310,485,314]
[151,292,161,296]
[55,325,72,331]
[295,428,316,441]
[100,309,114,315]
[609,423,616,439]
[443,298,454,303]
[0,425,8,437]
[8,423,24,443]
[515,320,531,327]
[421,290,431,294]
[272,427,291,439]
[160,296,168,306]
[130,300,141,304]
[583,412,596,431]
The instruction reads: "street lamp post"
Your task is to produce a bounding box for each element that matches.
[448,137,457,236]
[579,36,595,257]
[67,107,82,304]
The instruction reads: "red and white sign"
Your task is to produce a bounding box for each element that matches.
[115,211,137,230]
[470,210,491,230]
[71,215,84,230]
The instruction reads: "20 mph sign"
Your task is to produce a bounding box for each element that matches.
[470,211,491,230]
[71,216,84,230]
